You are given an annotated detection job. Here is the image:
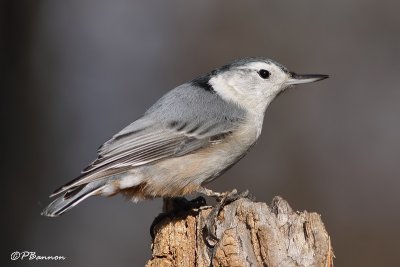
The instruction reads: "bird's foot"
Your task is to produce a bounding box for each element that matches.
[197,187,225,199]
[202,189,253,247]
[150,196,207,239]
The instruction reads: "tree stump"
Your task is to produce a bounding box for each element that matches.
[147,196,333,267]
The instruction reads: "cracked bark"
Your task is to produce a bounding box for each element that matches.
[147,196,333,267]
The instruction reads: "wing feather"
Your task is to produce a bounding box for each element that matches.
[52,122,216,196]
[51,83,247,197]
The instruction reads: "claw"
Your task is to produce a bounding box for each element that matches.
[197,187,224,198]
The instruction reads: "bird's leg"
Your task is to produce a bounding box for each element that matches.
[150,196,207,239]
[197,187,225,199]
[198,187,252,247]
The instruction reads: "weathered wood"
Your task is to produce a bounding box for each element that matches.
[147,196,333,267]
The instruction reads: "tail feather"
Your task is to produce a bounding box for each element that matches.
[41,181,106,217]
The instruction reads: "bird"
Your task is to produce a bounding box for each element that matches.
[42,57,328,217]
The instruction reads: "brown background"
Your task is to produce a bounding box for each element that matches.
[4,1,400,266]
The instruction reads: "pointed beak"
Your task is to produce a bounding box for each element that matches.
[286,72,329,85]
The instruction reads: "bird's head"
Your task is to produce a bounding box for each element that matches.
[206,57,328,114]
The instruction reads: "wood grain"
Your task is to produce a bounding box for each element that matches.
[147,196,333,267]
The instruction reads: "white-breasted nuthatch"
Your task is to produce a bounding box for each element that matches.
[42,57,328,217]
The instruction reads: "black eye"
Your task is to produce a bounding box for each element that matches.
[258,69,270,79]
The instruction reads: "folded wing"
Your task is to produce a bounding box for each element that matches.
[51,83,246,197]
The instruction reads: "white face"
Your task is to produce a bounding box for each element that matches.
[209,61,291,114]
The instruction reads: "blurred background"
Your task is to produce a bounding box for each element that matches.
[3,0,400,266]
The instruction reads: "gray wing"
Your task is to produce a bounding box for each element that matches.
[52,83,246,196]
